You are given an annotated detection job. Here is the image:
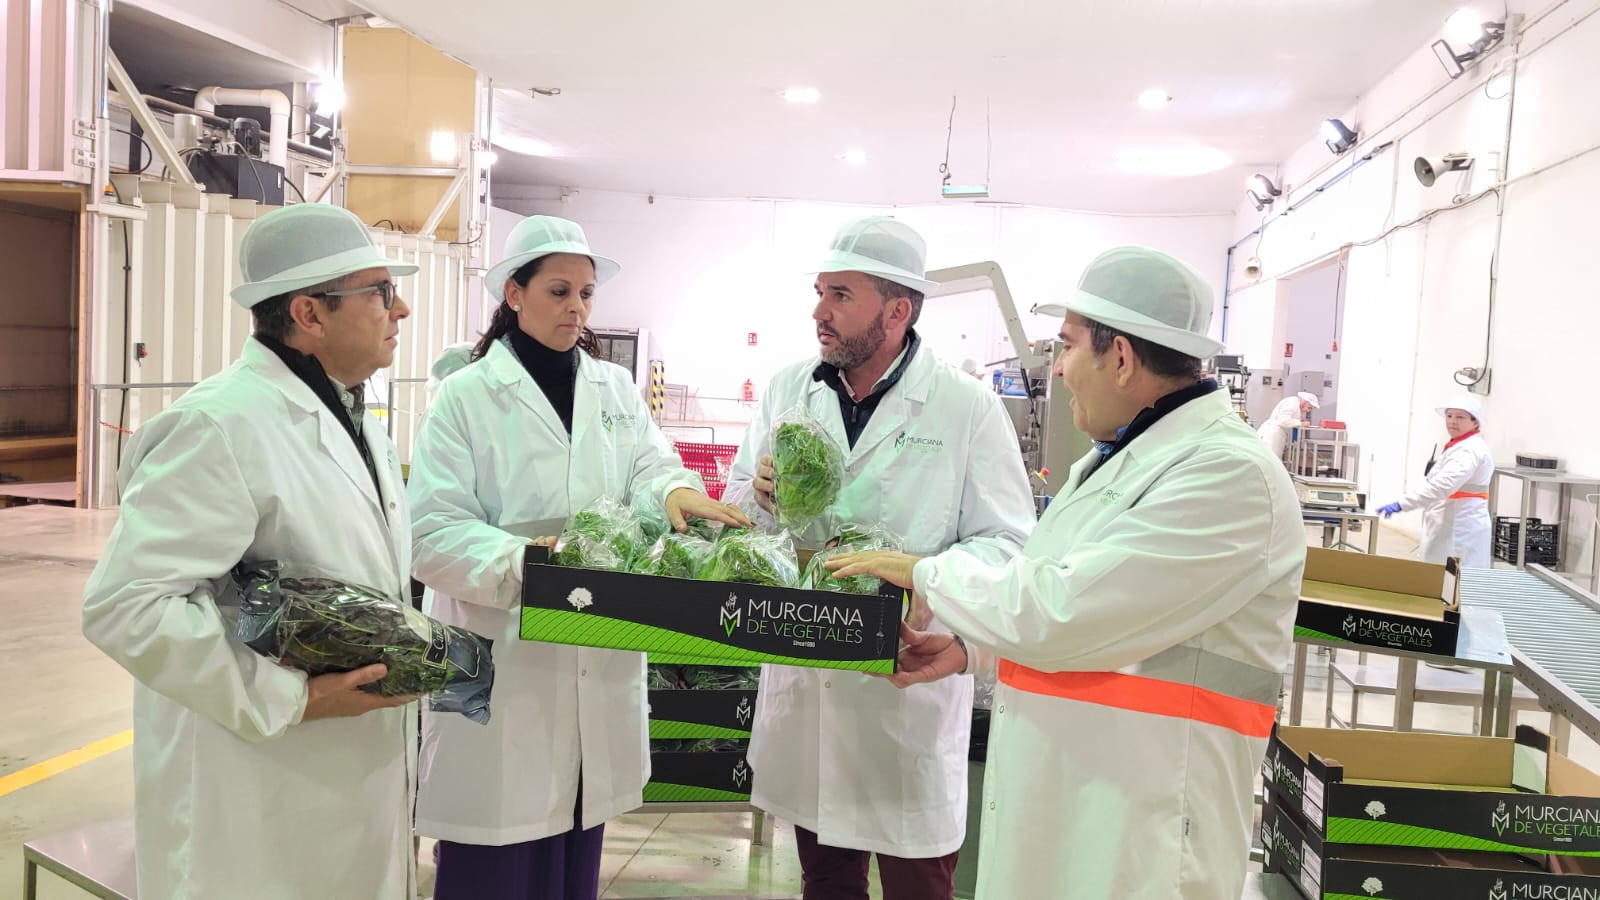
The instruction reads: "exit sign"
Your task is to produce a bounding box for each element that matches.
[747,332,758,346]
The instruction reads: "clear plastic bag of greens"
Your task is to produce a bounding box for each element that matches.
[232,561,495,724]
[552,497,648,572]
[771,406,846,531]
[681,664,761,691]
[803,523,904,595]
[702,527,800,588]
[632,531,717,579]
[629,485,672,543]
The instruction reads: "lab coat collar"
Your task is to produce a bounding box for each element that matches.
[482,338,606,446]
[806,339,938,463]
[1058,386,1237,514]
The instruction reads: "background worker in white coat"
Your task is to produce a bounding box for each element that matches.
[1377,394,1494,567]
[1257,390,1320,460]
[723,216,1035,900]
[81,204,422,899]
[830,247,1305,900]
[426,341,476,396]
[406,216,747,900]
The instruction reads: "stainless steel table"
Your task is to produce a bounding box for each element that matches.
[1286,605,1514,735]
[1301,508,1380,554]
[1490,466,1600,587]
[22,818,135,900]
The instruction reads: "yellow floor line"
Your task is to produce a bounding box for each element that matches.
[0,730,133,799]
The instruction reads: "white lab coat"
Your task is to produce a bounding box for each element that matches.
[913,388,1304,899]
[1402,432,1494,568]
[723,346,1035,858]
[407,339,701,844]
[82,338,416,900]
[1256,395,1304,460]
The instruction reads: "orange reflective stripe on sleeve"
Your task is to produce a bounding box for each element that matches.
[998,659,1277,738]
[1449,491,1489,501]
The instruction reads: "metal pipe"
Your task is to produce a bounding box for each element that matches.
[347,164,461,178]
[421,170,468,237]
[105,51,199,188]
[290,82,310,144]
[309,161,345,203]
[108,92,335,161]
[194,86,290,168]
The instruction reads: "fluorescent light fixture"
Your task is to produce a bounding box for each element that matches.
[1321,118,1358,154]
[313,80,344,116]
[1115,147,1232,177]
[839,148,867,165]
[492,133,558,157]
[1432,39,1467,79]
[1137,88,1171,110]
[941,184,989,199]
[783,87,821,104]
[1446,8,1488,45]
[429,131,457,163]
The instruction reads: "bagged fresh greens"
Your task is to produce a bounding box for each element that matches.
[771,408,846,531]
[682,664,760,690]
[629,487,672,543]
[702,527,800,587]
[552,498,648,571]
[803,524,903,595]
[632,531,717,579]
[232,561,495,723]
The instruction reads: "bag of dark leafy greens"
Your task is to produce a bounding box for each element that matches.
[233,561,495,724]
[631,531,717,579]
[803,523,904,595]
[551,497,649,571]
[771,406,845,532]
[702,527,800,588]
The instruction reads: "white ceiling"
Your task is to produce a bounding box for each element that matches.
[371,1,1461,213]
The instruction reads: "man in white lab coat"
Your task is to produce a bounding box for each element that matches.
[1257,390,1320,460]
[82,204,423,900]
[833,247,1305,899]
[724,216,1035,900]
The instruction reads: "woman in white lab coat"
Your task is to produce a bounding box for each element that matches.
[1256,390,1319,460]
[406,216,747,900]
[1378,394,1495,567]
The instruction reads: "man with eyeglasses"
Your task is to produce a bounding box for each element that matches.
[83,203,423,899]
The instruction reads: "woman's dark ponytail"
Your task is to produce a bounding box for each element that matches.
[472,254,603,360]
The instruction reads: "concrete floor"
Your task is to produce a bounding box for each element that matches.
[2,504,1597,899]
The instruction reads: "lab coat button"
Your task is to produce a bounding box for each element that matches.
[824,681,832,689]
[989,802,996,811]
[388,501,396,510]
[998,704,1005,714]
[580,669,588,677]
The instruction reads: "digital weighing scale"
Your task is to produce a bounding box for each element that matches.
[1293,475,1361,511]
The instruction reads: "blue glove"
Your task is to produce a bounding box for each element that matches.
[1377,502,1402,518]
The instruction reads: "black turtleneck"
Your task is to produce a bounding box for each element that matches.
[508,329,579,434]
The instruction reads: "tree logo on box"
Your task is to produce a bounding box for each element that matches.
[1361,876,1384,896]
[735,695,753,726]
[567,588,594,611]
[1365,800,1387,820]
[721,594,741,637]
[731,758,750,789]
[1342,614,1358,637]
[1492,800,1510,836]
[1488,878,1507,900]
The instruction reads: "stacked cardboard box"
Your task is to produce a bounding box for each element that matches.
[1296,549,1462,657]
[643,663,760,803]
[1260,725,1600,899]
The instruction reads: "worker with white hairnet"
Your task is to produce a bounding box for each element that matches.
[1257,390,1320,461]
[829,247,1304,899]
[427,342,476,396]
[82,204,420,898]
[1377,394,1494,567]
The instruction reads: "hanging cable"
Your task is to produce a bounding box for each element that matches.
[939,95,956,187]
[985,97,993,187]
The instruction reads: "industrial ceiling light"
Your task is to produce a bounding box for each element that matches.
[783,87,821,104]
[313,80,344,116]
[839,148,867,165]
[1321,118,1358,155]
[1246,173,1282,211]
[1431,8,1508,79]
[1137,88,1171,110]
[1414,152,1474,186]
[429,131,458,163]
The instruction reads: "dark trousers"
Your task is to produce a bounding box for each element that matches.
[794,825,959,900]
[433,776,604,900]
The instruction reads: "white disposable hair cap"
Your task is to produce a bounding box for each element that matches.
[807,216,938,295]
[231,204,418,308]
[427,342,476,394]
[1297,392,1321,409]
[1437,393,1486,426]
[484,215,620,303]
[1062,246,1223,360]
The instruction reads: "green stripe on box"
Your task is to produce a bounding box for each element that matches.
[521,607,893,673]
[642,782,752,803]
[1327,817,1600,857]
[648,721,752,740]
[1294,626,1344,642]
[1325,895,1371,900]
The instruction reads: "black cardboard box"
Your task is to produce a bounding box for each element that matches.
[643,749,753,803]
[1295,549,1461,655]
[647,689,759,739]
[1262,794,1600,900]
[1263,725,1600,859]
[520,546,902,673]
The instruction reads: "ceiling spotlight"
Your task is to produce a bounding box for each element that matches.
[1321,118,1358,155]
[1137,88,1171,110]
[784,87,821,104]
[429,130,457,163]
[1432,9,1508,79]
[1414,152,1474,187]
[1246,173,1282,212]
[839,148,867,165]
[313,80,344,116]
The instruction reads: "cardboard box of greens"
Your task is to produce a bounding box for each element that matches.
[1295,548,1461,655]
[519,546,903,673]
[647,689,759,740]
[1261,793,1600,900]
[643,747,753,804]
[1263,725,1600,860]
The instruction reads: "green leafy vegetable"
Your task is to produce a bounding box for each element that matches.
[803,524,903,595]
[552,499,648,571]
[772,413,845,530]
[633,532,716,579]
[702,528,800,587]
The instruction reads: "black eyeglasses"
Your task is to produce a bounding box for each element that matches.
[315,281,398,310]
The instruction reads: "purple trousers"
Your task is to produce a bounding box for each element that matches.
[432,779,605,900]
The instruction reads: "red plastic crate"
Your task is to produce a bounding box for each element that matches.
[674,441,739,499]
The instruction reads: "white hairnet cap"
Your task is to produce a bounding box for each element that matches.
[484,215,620,303]
[1437,393,1486,426]
[427,342,476,393]
[960,358,979,374]
[1063,246,1223,360]
[1297,392,1320,408]
[808,216,938,295]
[231,204,418,309]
